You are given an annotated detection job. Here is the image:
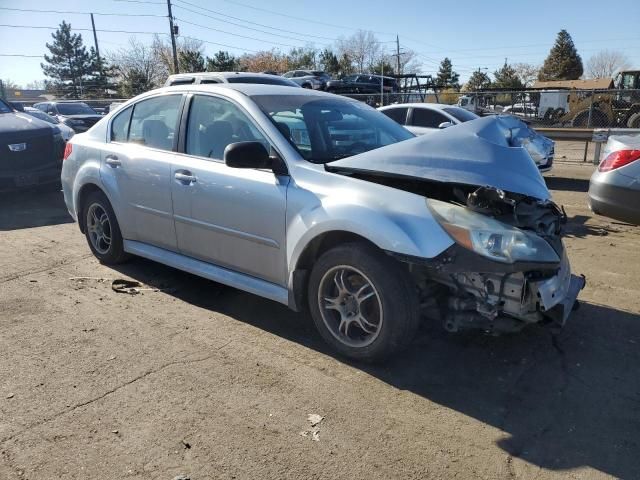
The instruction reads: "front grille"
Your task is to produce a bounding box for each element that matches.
[0,132,57,173]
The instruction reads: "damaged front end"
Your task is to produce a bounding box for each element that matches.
[400,186,585,334]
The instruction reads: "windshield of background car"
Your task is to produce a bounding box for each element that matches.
[251,94,414,163]
[56,103,97,115]
[227,76,292,86]
[0,99,12,113]
[443,107,479,123]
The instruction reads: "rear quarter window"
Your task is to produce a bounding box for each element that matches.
[110,105,133,142]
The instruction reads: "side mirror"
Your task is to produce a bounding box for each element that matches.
[224,141,273,170]
[438,121,454,129]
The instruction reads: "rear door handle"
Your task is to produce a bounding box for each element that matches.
[174,171,197,184]
[105,154,121,167]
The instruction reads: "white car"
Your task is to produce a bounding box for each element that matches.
[23,106,75,142]
[379,103,480,135]
[380,103,554,172]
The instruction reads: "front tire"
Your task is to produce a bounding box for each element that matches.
[307,243,420,362]
[82,190,130,264]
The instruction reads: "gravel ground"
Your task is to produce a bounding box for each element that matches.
[1,162,639,480]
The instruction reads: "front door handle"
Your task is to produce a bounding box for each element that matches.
[174,171,197,184]
[105,154,121,167]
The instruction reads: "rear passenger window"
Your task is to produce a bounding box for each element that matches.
[110,106,133,142]
[411,108,449,128]
[128,95,182,151]
[381,107,408,125]
[186,95,267,160]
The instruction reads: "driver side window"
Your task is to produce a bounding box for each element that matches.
[185,95,268,160]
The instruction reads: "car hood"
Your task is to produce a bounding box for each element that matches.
[59,114,102,120]
[327,115,551,200]
[0,112,54,140]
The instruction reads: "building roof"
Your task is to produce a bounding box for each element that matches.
[532,78,613,90]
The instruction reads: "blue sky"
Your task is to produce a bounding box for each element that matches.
[1,0,639,86]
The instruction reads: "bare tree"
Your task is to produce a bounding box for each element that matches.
[26,80,46,90]
[586,50,630,79]
[151,35,205,75]
[397,49,421,76]
[336,30,380,73]
[512,63,540,87]
[109,37,166,96]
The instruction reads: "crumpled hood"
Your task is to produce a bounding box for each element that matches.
[328,115,551,200]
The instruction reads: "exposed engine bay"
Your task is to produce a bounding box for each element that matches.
[334,169,585,334]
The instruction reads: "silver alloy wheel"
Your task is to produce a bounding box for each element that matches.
[318,265,383,348]
[86,202,112,255]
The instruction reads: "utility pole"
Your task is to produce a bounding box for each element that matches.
[167,0,179,74]
[396,35,401,75]
[90,14,101,65]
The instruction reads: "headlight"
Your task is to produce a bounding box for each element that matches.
[427,199,559,264]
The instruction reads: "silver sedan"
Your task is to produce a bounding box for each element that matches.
[61,84,584,362]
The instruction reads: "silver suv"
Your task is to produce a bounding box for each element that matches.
[61,84,584,362]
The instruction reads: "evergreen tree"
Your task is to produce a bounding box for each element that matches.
[493,61,523,89]
[436,57,460,89]
[206,51,239,72]
[371,59,394,76]
[319,49,340,76]
[464,70,492,91]
[179,49,205,73]
[538,30,583,80]
[41,21,97,98]
[119,68,155,97]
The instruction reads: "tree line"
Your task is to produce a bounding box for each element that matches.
[21,23,633,99]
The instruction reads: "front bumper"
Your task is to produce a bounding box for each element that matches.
[397,244,585,333]
[0,165,61,192]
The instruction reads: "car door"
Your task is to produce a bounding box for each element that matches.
[170,93,289,286]
[100,93,184,251]
[407,107,451,135]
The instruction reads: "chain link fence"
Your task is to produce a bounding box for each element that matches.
[344,89,640,129]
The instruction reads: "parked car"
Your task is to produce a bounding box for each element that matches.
[282,70,330,89]
[61,84,583,362]
[23,107,75,142]
[0,97,65,191]
[325,74,399,94]
[503,104,538,117]
[165,72,300,88]
[379,103,479,134]
[379,103,555,172]
[33,101,103,133]
[588,134,640,224]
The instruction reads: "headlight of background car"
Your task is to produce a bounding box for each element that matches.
[427,199,559,264]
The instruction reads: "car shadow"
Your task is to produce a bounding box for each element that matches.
[562,214,622,238]
[544,176,590,193]
[110,258,640,479]
[0,188,73,231]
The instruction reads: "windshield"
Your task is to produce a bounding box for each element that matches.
[56,103,97,115]
[252,94,414,163]
[0,99,12,113]
[443,107,479,123]
[26,110,59,124]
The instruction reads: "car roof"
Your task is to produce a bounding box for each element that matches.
[379,103,459,111]
[152,83,338,98]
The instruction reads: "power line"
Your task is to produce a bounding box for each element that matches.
[181,35,257,53]
[0,7,166,17]
[0,23,167,35]
[172,1,331,43]
[176,17,305,49]
[0,54,44,58]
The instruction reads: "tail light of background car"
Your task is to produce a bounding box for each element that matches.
[598,149,640,172]
[63,142,73,161]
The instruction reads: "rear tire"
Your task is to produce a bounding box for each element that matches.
[82,190,130,265]
[627,112,640,129]
[307,243,420,363]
